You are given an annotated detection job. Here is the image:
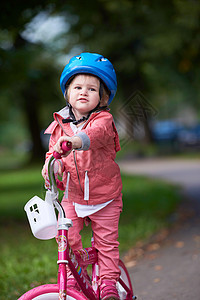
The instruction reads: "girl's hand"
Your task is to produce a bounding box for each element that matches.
[54,136,82,156]
[42,162,63,179]
[41,164,47,180]
[41,161,63,190]
[53,137,73,156]
[41,164,51,189]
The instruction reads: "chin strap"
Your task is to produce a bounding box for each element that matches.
[62,103,87,125]
[62,103,108,125]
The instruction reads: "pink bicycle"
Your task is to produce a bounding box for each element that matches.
[19,142,137,300]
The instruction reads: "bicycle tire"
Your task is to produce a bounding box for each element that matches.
[117,259,134,300]
[18,284,88,300]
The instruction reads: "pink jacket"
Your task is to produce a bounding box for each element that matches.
[44,107,122,205]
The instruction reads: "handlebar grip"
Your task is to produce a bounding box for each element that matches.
[53,141,72,159]
[61,141,72,152]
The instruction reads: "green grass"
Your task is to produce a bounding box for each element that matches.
[117,140,200,160]
[119,175,180,251]
[0,164,181,299]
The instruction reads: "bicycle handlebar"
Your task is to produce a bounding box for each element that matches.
[53,141,72,159]
[47,141,72,192]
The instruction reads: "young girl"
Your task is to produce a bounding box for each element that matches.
[42,52,123,300]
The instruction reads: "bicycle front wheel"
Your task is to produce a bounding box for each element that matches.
[117,259,134,300]
[18,284,88,300]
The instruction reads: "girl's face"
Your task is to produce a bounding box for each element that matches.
[67,74,100,119]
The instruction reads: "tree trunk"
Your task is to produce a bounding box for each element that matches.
[22,86,45,163]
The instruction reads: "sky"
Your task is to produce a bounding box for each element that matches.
[22,11,69,44]
[21,11,82,65]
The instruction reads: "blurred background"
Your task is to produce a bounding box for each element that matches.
[0,1,200,297]
[0,0,200,167]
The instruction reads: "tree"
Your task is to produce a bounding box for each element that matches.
[61,0,200,137]
[1,0,200,162]
[0,32,63,162]
[0,2,65,162]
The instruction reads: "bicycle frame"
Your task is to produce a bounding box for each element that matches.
[54,199,135,300]
[48,155,98,300]
[55,199,98,300]
[19,154,136,300]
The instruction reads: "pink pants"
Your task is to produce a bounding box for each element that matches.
[62,194,123,282]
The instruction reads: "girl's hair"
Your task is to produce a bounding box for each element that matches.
[64,74,110,110]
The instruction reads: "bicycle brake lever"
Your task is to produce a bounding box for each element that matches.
[56,179,65,191]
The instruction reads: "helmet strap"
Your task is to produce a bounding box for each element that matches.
[62,102,107,125]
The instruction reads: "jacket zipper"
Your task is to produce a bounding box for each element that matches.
[73,150,83,193]
[56,113,92,201]
[56,115,83,194]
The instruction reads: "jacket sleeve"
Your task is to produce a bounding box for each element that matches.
[76,112,119,150]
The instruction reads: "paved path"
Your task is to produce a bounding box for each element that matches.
[118,158,200,300]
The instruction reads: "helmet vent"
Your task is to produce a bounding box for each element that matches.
[98,57,107,62]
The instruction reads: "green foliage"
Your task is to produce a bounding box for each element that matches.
[1,0,200,160]
[0,225,57,300]
[0,165,44,221]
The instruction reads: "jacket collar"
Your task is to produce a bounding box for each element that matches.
[54,106,70,119]
[54,106,110,127]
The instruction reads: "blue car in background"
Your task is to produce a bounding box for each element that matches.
[177,124,200,148]
[151,120,183,143]
[151,120,200,149]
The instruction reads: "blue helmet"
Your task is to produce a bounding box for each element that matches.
[60,52,117,104]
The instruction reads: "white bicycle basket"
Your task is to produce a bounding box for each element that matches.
[24,192,57,240]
